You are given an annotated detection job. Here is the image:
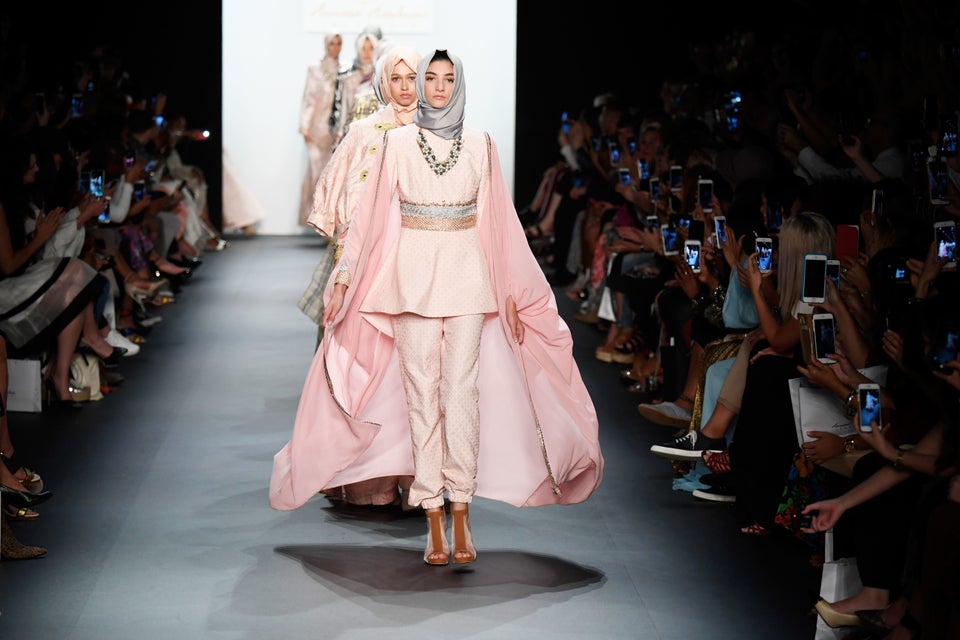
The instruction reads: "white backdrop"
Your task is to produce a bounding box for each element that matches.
[223,1,517,235]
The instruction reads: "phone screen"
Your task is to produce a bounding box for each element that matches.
[803,256,828,302]
[685,242,701,271]
[936,223,957,263]
[698,181,713,211]
[649,178,661,201]
[767,202,783,232]
[756,239,774,272]
[714,217,727,244]
[858,386,881,431]
[71,94,84,118]
[827,260,841,288]
[929,158,950,203]
[931,330,959,369]
[133,181,146,202]
[618,168,631,185]
[939,113,958,155]
[637,159,649,180]
[669,167,683,192]
[97,198,111,223]
[813,315,837,362]
[124,150,136,171]
[662,226,679,254]
[89,171,104,198]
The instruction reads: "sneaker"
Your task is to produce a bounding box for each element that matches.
[650,430,725,460]
[692,486,736,503]
[136,312,163,327]
[702,449,732,474]
[105,328,140,356]
[637,401,692,428]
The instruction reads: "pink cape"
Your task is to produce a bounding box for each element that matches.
[270,133,603,510]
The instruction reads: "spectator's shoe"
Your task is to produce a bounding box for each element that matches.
[650,430,726,460]
[637,400,692,428]
[106,328,140,356]
[0,518,47,560]
[702,449,732,474]
[136,312,163,328]
[692,485,736,503]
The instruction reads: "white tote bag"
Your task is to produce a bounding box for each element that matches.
[815,530,862,640]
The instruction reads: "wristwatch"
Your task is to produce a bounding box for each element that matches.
[843,437,857,453]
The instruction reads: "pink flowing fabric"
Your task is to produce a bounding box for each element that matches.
[270,133,603,510]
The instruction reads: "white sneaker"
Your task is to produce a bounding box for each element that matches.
[106,328,140,356]
[637,401,692,428]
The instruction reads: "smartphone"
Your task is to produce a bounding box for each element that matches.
[934,220,957,268]
[144,159,158,174]
[124,149,136,171]
[89,170,105,198]
[98,196,111,223]
[646,215,660,229]
[938,111,958,156]
[684,240,702,273]
[661,224,679,256]
[591,137,601,152]
[756,237,774,273]
[907,139,928,171]
[71,93,84,118]
[79,170,91,194]
[627,137,637,154]
[133,180,146,203]
[929,328,959,370]
[572,174,584,189]
[649,177,661,201]
[871,188,884,217]
[636,159,650,180]
[767,201,784,232]
[837,224,860,263]
[858,383,881,432]
[697,179,714,212]
[827,259,841,289]
[714,215,727,244]
[669,165,683,193]
[812,313,837,364]
[608,141,621,165]
[154,115,165,127]
[677,213,692,230]
[928,157,950,205]
[802,253,829,304]
[618,168,631,186]
[884,256,910,284]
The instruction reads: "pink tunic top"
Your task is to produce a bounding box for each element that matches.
[357,127,497,317]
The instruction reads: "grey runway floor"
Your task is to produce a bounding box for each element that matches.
[1,235,822,639]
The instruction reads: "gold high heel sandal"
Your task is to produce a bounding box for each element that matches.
[423,507,449,566]
[451,503,476,564]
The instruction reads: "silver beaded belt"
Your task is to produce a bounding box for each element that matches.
[399,201,477,231]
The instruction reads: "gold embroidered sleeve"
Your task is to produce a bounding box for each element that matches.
[334,263,352,286]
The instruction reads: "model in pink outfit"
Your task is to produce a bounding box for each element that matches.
[298,34,345,226]
[298,44,423,507]
[270,50,603,567]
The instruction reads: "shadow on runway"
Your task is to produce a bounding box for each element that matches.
[275,544,606,598]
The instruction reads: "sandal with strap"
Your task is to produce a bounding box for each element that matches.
[4,504,39,521]
[0,452,43,493]
[740,522,771,536]
[450,503,476,564]
[423,507,449,566]
[702,449,731,474]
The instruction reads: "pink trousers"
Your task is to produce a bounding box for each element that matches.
[392,313,484,510]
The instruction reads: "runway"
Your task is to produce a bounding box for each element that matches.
[1,235,819,639]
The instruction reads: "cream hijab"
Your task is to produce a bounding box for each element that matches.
[414,49,465,140]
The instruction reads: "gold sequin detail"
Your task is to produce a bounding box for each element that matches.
[374,122,395,131]
[401,215,477,231]
[367,144,378,154]
[359,170,369,182]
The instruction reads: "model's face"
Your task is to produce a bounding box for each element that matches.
[389,61,417,108]
[23,153,38,184]
[423,59,455,109]
[327,36,342,59]
[360,37,375,64]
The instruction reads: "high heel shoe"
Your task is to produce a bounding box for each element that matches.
[0,483,53,509]
[450,503,476,564]
[423,507,449,566]
[814,599,862,628]
[42,379,83,410]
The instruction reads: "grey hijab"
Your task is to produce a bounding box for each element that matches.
[413,49,465,139]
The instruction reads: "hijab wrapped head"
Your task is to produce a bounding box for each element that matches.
[414,49,465,140]
[353,31,380,71]
[375,44,422,107]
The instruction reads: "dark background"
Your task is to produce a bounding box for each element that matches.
[3,1,952,226]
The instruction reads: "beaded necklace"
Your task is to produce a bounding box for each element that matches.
[416,128,463,176]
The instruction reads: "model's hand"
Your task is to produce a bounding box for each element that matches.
[506,295,524,344]
[322,284,346,326]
